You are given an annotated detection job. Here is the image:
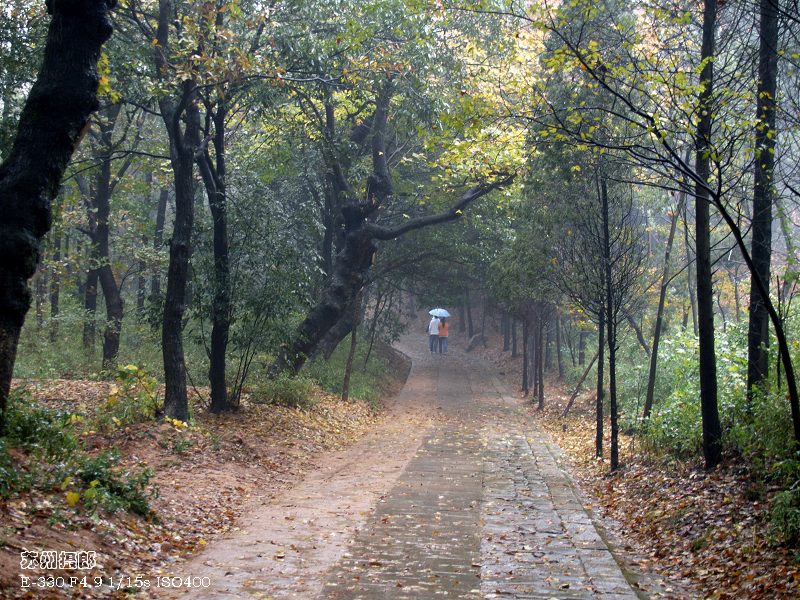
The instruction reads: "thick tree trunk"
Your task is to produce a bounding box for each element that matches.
[197,106,233,414]
[695,0,723,470]
[746,0,778,401]
[644,199,682,420]
[315,299,356,361]
[271,226,376,376]
[0,0,114,434]
[99,265,122,369]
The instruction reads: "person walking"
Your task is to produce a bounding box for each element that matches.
[427,315,440,353]
[438,317,449,354]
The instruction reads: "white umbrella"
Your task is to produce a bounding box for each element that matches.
[429,308,450,318]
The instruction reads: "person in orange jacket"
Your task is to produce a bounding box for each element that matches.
[438,317,449,354]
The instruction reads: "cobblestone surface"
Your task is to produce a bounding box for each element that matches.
[322,347,642,599]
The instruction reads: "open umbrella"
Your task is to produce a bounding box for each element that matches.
[429,308,450,318]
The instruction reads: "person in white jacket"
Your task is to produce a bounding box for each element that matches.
[427,316,440,353]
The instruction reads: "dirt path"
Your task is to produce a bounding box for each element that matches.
[160,336,652,599]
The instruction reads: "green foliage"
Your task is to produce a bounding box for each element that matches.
[770,457,800,546]
[304,341,397,407]
[93,364,160,431]
[67,450,155,516]
[252,374,317,409]
[0,389,157,516]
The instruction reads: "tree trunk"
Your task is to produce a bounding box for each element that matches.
[625,311,650,358]
[197,104,233,414]
[683,203,699,336]
[555,313,564,379]
[341,291,363,402]
[0,0,114,434]
[522,317,529,395]
[544,317,553,372]
[644,197,683,420]
[151,187,168,301]
[596,311,605,459]
[83,268,98,350]
[601,174,619,471]
[537,314,545,410]
[316,299,356,361]
[458,300,466,332]
[465,288,475,338]
[561,351,599,418]
[271,227,376,376]
[160,86,200,422]
[746,0,778,401]
[99,265,122,370]
[511,316,518,357]
[49,232,61,342]
[695,0,723,470]
[502,313,510,351]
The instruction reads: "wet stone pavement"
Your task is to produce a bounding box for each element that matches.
[321,348,642,600]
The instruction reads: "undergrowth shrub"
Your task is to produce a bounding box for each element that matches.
[252,373,316,409]
[94,364,160,430]
[0,388,157,516]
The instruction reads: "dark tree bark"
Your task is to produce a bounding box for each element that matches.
[269,87,512,376]
[502,313,510,351]
[197,100,233,414]
[0,0,115,434]
[695,0,723,469]
[511,316,518,357]
[152,0,202,421]
[83,268,98,349]
[601,175,620,471]
[747,0,778,401]
[80,104,134,370]
[458,301,466,333]
[644,197,683,420]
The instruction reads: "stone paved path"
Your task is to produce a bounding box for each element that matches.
[168,337,645,599]
[321,345,641,599]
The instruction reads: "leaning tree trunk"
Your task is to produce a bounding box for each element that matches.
[271,226,376,376]
[0,0,115,435]
[644,197,682,419]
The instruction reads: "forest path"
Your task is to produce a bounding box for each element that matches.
[162,335,642,599]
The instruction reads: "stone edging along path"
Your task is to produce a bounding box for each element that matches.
[162,337,652,599]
